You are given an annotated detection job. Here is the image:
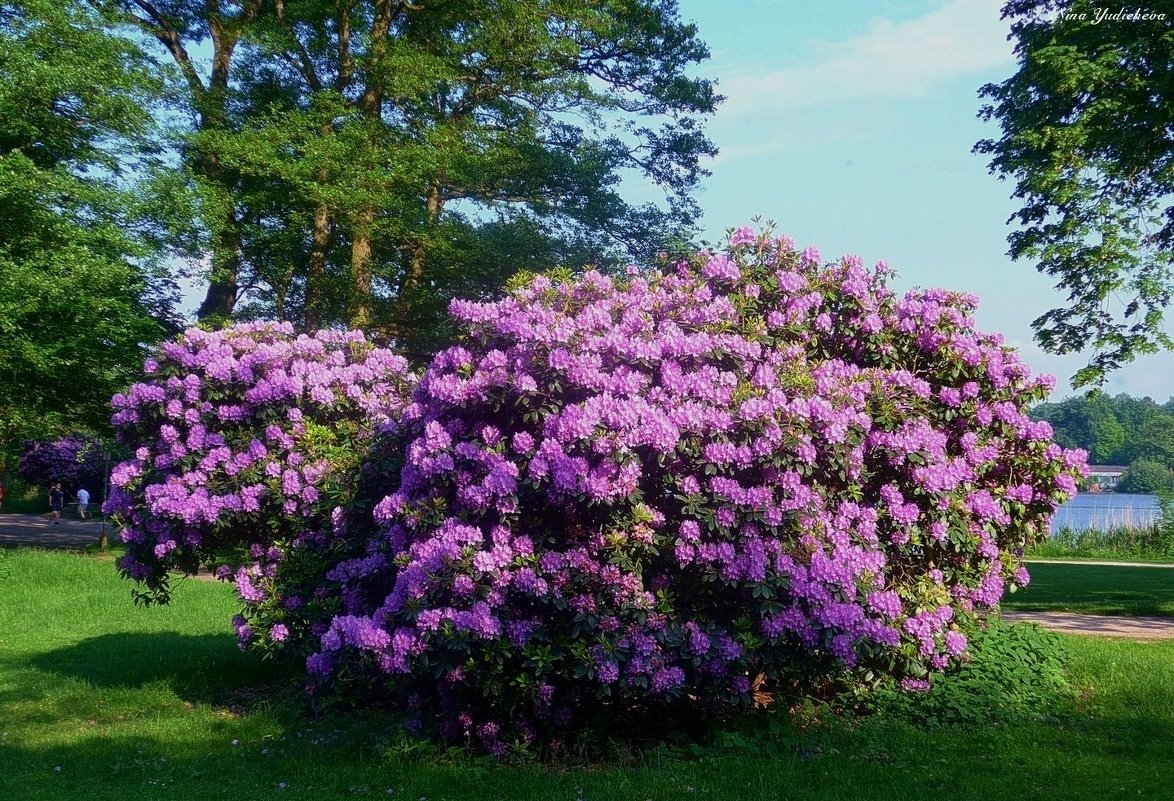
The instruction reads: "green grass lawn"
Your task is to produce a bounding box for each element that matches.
[1,549,1172,800]
[1005,562,1174,617]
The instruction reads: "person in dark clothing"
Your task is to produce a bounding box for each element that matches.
[48,483,64,524]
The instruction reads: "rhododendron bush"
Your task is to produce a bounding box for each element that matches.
[18,433,108,493]
[109,228,1085,752]
[105,323,416,633]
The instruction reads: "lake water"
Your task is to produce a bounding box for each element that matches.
[1051,493,1161,533]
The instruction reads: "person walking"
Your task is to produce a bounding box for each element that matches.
[76,486,90,519]
[48,483,64,524]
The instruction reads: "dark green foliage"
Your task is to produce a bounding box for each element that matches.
[1136,416,1174,466]
[111,0,719,351]
[977,0,1174,387]
[856,621,1073,727]
[1119,459,1174,494]
[0,0,176,453]
[1030,392,1174,471]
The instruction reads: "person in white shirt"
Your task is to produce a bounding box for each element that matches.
[76,487,90,519]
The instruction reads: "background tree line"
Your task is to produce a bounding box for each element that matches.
[0,0,717,467]
[1030,394,1174,492]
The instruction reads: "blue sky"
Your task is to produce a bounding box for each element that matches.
[672,0,1174,402]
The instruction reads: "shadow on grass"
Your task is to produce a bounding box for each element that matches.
[23,632,276,705]
[0,723,461,801]
[2,705,1174,801]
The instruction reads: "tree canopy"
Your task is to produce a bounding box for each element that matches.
[1030,392,1174,472]
[977,0,1174,387]
[1119,459,1174,494]
[0,0,176,453]
[102,0,719,351]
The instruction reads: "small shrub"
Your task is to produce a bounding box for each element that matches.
[17,433,109,495]
[853,620,1073,727]
[1119,460,1174,494]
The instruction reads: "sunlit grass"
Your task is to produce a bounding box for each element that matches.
[1005,562,1174,617]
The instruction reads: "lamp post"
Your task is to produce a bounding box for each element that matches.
[99,449,110,550]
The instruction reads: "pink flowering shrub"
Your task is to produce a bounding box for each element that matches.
[300,227,1086,752]
[104,322,417,655]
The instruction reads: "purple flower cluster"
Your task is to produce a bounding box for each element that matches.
[104,322,417,625]
[295,227,1085,746]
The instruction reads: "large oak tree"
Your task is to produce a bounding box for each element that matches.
[105,0,718,351]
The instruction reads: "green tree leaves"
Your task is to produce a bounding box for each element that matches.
[110,0,718,349]
[977,0,1174,387]
[1031,391,1174,469]
[0,0,174,448]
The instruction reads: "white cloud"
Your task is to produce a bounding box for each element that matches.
[713,0,1014,150]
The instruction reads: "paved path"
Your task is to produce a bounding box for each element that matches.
[0,513,112,550]
[1002,611,1174,640]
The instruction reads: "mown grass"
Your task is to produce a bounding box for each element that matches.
[1005,562,1174,617]
[1,549,1172,800]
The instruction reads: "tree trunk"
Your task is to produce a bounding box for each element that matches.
[194,146,241,322]
[305,200,331,332]
[349,207,375,330]
[400,183,444,316]
[195,277,238,321]
[196,218,241,321]
[119,1,258,325]
[345,0,394,332]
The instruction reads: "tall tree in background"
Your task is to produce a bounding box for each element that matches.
[977,0,1174,388]
[1030,392,1125,462]
[96,0,265,323]
[0,0,175,453]
[110,0,717,350]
